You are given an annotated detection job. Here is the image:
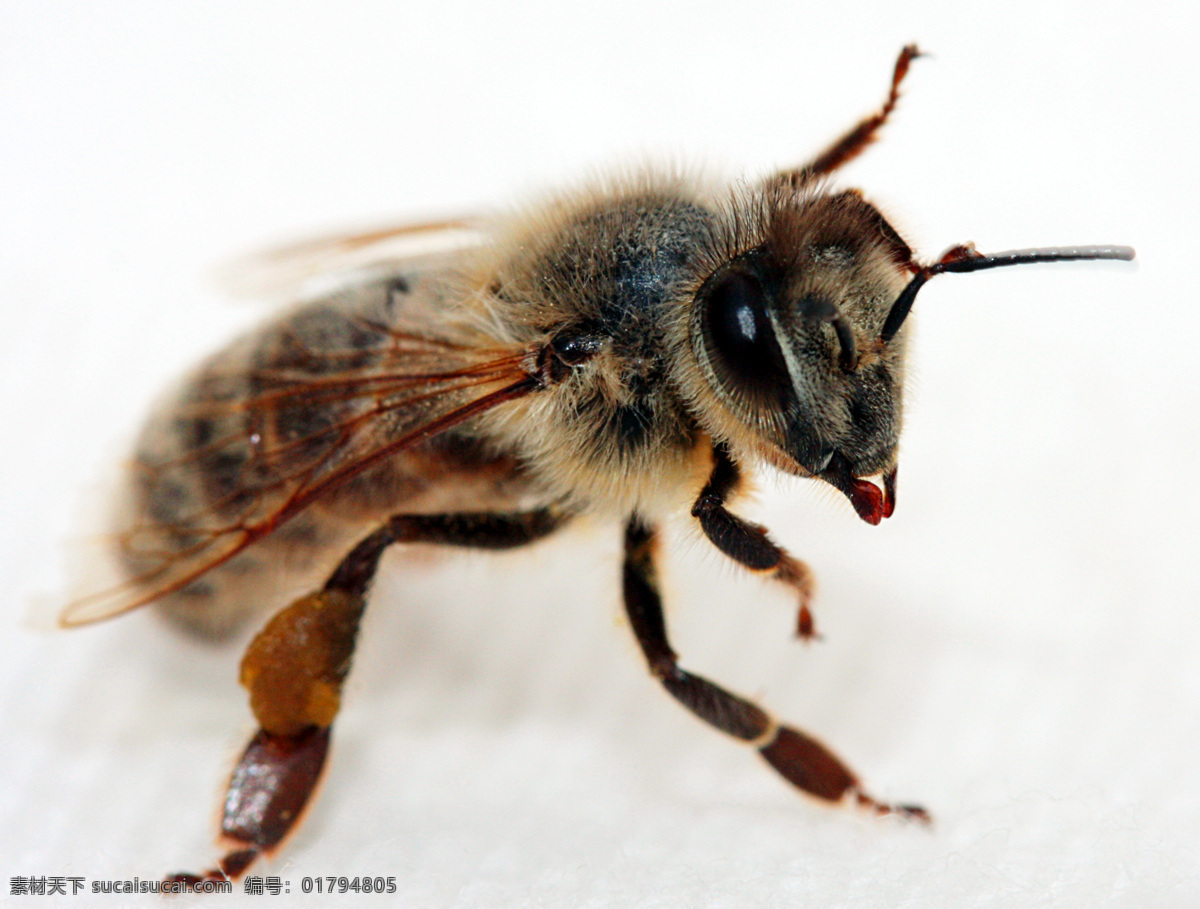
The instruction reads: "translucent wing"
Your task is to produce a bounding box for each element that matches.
[213,216,488,304]
[61,273,539,628]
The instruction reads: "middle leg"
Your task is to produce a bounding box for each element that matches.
[623,514,927,819]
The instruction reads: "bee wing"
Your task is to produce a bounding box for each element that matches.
[213,216,489,304]
[59,330,538,628]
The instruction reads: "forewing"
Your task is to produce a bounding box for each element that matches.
[60,315,537,627]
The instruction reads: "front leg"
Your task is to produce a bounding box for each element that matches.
[691,442,819,638]
[624,515,926,819]
[169,508,567,888]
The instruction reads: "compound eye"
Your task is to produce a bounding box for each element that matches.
[702,269,790,402]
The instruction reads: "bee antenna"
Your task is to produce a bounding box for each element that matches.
[880,243,1136,343]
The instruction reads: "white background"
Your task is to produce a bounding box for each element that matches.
[3,2,1197,907]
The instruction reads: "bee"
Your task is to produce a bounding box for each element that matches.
[61,45,1133,886]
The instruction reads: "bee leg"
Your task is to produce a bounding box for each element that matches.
[168,507,567,889]
[777,43,922,184]
[691,443,819,639]
[623,515,927,821]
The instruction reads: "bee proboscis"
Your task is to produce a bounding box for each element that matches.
[61,45,1134,886]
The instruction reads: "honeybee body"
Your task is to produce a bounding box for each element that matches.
[64,47,1133,885]
[127,177,906,635]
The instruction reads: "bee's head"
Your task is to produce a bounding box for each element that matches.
[687,188,911,523]
[687,184,1133,523]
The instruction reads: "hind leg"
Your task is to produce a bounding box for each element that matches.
[168,508,567,888]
